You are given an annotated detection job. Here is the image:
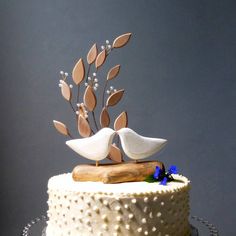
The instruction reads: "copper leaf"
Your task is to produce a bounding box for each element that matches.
[114,111,128,131]
[78,115,91,137]
[72,58,85,85]
[107,64,121,81]
[112,33,132,48]
[60,80,71,101]
[87,43,98,64]
[100,107,110,128]
[83,85,97,111]
[53,120,70,136]
[109,143,123,162]
[106,89,124,107]
[95,49,106,69]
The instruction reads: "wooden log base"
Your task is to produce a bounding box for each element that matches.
[72,161,164,184]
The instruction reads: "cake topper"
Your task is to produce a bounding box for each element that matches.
[53,33,133,163]
[53,32,169,183]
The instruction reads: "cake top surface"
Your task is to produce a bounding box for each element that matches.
[48,173,190,195]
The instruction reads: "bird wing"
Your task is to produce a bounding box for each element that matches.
[66,128,116,161]
[119,128,167,159]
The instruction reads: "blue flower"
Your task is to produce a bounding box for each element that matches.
[160,177,168,186]
[168,165,178,175]
[153,166,162,179]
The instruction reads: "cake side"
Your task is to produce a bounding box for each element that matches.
[46,173,191,236]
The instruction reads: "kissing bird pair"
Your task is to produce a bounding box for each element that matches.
[66,128,167,164]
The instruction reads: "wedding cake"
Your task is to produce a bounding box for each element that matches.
[46,33,191,236]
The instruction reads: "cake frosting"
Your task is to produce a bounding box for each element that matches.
[46,173,191,236]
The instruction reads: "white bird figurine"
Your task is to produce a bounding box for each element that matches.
[66,128,116,166]
[117,128,167,161]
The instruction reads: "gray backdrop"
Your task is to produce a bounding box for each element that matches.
[1,0,236,235]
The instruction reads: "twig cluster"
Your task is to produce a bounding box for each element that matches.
[53,33,132,162]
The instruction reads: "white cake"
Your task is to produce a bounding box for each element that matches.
[46,173,191,236]
[48,32,192,236]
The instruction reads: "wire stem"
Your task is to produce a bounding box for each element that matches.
[69,101,76,113]
[102,80,108,107]
[92,111,99,131]
[68,132,74,139]
[86,64,91,83]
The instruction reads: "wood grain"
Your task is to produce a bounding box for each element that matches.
[87,43,98,64]
[60,80,71,101]
[112,33,132,48]
[53,120,69,136]
[114,111,128,131]
[72,161,164,184]
[95,49,106,69]
[106,89,124,107]
[100,107,110,128]
[107,64,120,80]
[83,85,97,111]
[78,115,91,137]
[108,143,123,163]
[72,58,85,85]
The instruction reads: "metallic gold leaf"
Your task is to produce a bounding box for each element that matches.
[109,143,123,162]
[114,111,128,131]
[60,80,71,101]
[53,120,69,136]
[112,33,132,48]
[107,65,121,81]
[78,115,91,137]
[95,49,106,69]
[106,89,124,107]
[100,107,110,128]
[72,58,85,85]
[87,43,98,64]
[83,85,97,111]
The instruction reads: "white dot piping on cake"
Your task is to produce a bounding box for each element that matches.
[131,198,137,204]
[115,206,121,211]
[141,218,147,224]
[102,214,107,221]
[93,206,99,213]
[102,224,108,230]
[157,212,162,217]
[85,219,90,225]
[153,196,158,202]
[103,200,108,206]
[144,197,148,202]
[149,212,153,218]
[137,227,142,232]
[128,213,134,219]
[125,224,130,230]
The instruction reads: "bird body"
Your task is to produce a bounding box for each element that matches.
[117,128,167,160]
[66,128,116,161]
